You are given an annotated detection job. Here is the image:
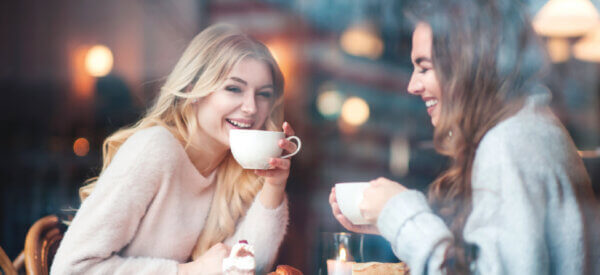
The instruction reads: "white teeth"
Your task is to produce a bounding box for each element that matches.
[227,119,251,128]
[425,99,438,108]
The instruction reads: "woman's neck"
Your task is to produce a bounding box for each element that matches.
[185,132,229,178]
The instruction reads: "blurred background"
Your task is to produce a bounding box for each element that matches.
[1,0,599,273]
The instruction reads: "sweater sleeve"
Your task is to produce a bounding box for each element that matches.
[51,129,180,275]
[376,129,563,275]
[377,160,551,275]
[376,190,452,274]
[224,190,289,274]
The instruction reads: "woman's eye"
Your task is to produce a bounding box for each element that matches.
[419,68,429,74]
[225,86,241,93]
[257,91,273,98]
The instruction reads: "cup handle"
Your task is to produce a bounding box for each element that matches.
[281,136,302,159]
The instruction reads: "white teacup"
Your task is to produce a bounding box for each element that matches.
[335,182,371,225]
[229,129,302,170]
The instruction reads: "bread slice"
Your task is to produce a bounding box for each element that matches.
[351,262,409,275]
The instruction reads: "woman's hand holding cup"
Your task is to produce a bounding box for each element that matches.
[359,177,407,224]
[253,121,298,187]
[329,187,380,235]
[329,177,407,234]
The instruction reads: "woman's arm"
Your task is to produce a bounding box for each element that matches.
[224,190,289,274]
[51,129,181,275]
[234,121,294,272]
[377,134,560,275]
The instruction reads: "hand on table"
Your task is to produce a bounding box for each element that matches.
[177,242,229,275]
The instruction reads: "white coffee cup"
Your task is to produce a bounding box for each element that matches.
[335,182,371,225]
[229,129,301,170]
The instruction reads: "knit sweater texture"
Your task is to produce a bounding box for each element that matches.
[51,126,289,275]
[377,92,599,274]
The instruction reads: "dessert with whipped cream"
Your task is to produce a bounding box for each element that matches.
[223,240,256,275]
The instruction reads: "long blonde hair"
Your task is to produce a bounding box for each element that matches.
[79,23,285,259]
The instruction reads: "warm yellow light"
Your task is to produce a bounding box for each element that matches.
[339,247,348,261]
[533,0,600,37]
[546,38,571,63]
[341,97,370,126]
[317,90,344,117]
[573,26,600,62]
[266,39,295,93]
[340,23,384,59]
[85,45,113,77]
[73,137,90,157]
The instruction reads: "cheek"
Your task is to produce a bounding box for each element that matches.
[257,101,274,126]
[425,75,443,98]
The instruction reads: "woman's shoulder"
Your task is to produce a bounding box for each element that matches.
[124,126,182,151]
[478,100,571,162]
[127,125,181,146]
[111,126,186,169]
[473,98,585,189]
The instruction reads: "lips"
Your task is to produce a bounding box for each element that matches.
[226,118,254,129]
[423,97,438,116]
[425,99,438,107]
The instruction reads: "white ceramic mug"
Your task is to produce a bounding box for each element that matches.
[335,182,371,225]
[229,129,302,170]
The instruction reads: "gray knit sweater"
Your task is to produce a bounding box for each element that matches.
[377,92,599,274]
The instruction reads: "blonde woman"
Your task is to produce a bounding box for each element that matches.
[52,24,296,275]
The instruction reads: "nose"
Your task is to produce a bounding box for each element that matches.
[240,91,257,115]
[407,73,424,95]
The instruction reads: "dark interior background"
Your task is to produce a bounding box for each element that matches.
[1,0,599,273]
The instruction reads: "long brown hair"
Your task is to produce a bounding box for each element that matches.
[406,0,548,273]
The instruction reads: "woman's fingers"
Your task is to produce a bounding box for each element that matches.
[336,214,357,231]
[329,188,336,204]
[279,139,297,154]
[254,169,277,177]
[283,121,295,136]
[270,158,290,170]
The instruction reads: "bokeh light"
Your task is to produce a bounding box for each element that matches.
[533,0,599,37]
[317,90,344,118]
[85,45,114,77]
[340,96,370,126]
[546,38,570,63]
[340,23,384,59]
[73,137,90,157]
[573,27,600,62]
[266,39,296,95]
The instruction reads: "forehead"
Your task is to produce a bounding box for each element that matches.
[228,57,273,85]
[411,23,433,61]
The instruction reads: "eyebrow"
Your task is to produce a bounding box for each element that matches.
[229,77,247,85]
[228,76,274,90]
[258,84,274,90]
[414,57,431,65]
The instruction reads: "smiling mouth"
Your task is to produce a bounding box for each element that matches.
[425,99,438,108]
[226,119,253,129]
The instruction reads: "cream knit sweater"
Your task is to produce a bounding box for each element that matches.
[51,126,289,275]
